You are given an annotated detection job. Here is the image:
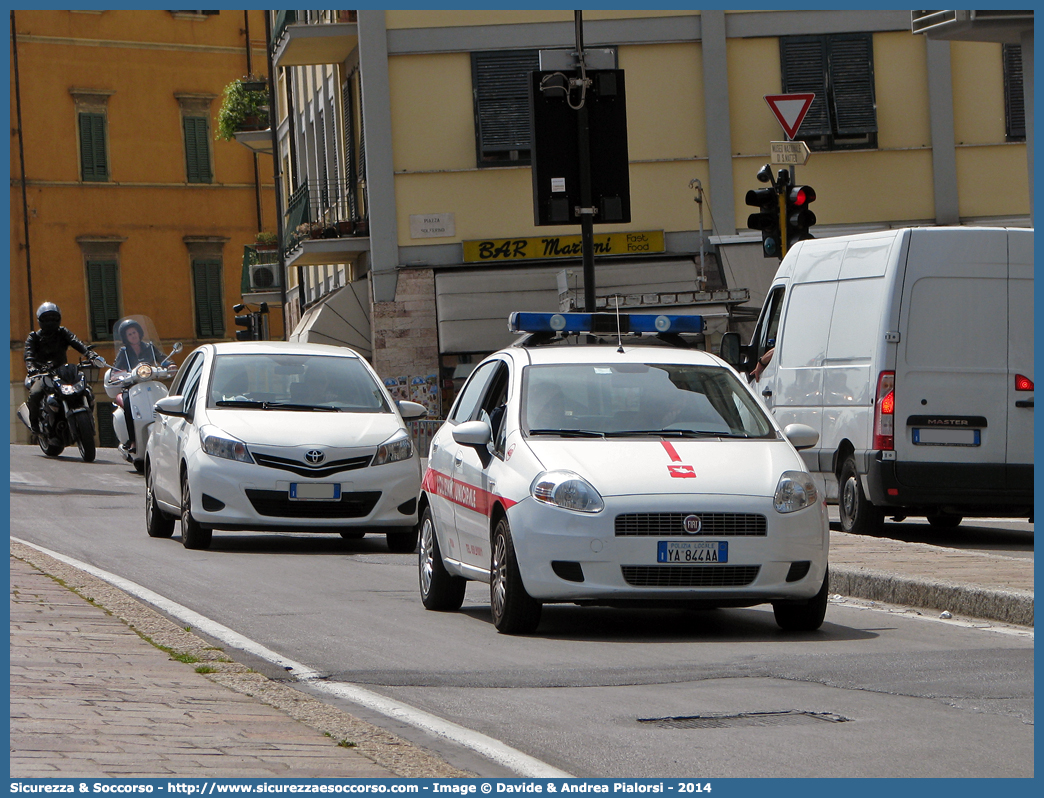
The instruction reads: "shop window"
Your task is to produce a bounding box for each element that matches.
[472,50,539,166]
[780,33,877,151]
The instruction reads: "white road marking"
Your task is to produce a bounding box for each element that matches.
[12,537,573,778]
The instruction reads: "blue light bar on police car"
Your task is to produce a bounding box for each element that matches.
[508,312,704,335]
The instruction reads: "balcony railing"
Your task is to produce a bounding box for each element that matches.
[273,10,357,50]
[282,178,368,257]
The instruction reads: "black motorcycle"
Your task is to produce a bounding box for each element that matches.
[18,352,106,463]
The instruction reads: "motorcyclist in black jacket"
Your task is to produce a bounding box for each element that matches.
[24,302,94,433]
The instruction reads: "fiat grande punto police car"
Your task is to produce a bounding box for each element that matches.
[417,312,829,635]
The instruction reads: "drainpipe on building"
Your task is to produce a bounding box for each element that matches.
[244,10,263,232]
[264,11,289,338]
[11,10,34,330]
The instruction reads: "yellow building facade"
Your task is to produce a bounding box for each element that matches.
[10,9,280,443]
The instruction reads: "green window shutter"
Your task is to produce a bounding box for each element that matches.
[1003,44,1025,140]
[184,116,212,183]
[86,261,120,340]
[472,50,539,161]
[828,34,877,135]
[79,112,109,182]
[193,259,225,338]
[780,37,831,136]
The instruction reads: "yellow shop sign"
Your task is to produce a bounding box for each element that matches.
[462,230,665,263]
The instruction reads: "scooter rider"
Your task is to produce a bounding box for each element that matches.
[111,318,175,453]
[24,302,94,434]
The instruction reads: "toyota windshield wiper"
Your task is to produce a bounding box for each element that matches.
[527,428,605,438]
[604,429,745,438]
[215,400,339,412]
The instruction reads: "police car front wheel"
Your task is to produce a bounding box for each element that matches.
[490,517,542,634]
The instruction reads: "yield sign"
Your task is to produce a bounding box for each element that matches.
[764,93,815,139]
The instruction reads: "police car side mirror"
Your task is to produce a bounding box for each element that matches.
[719,333,743,369]
[396,400,427,420]
[154,395,188,419]
[452,419,491,448]
[783,423,819,450]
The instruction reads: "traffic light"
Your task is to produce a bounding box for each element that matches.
[785,184,817,248]
[745,187,782,259]
[234,311,257,341]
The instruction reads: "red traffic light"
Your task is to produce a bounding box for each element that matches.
[789,185,816,207]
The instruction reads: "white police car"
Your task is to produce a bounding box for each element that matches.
[418,312,829,634]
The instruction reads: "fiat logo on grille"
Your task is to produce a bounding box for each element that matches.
[305,450,325,465]
[682,515,702,534]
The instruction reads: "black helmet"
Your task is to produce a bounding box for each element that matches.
[36,302,61,332]
[117,318,145,345]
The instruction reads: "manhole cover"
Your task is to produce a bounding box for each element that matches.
[638,710,851,729]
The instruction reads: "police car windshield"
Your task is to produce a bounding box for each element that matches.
[208,354,390,413]
[522,363,775,439]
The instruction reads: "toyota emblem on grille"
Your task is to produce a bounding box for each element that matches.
[682,515,702,534]
[305,450,325,465]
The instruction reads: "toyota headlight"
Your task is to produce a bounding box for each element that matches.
[531,470,604,513]
[774,470,818,513]
[200,425,253,464]
[373,429,414,465]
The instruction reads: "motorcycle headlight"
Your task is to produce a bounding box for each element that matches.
[531,470,604,514]
[774,470,818,514]
[134,363,154,381]
[59,384,78,396]
[373,430,414,465]
[200,425,253,464]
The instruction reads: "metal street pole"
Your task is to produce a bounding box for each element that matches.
[574,11,596,312]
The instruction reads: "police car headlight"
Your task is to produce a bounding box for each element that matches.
[373,430,414,465]
[200,426,253,464]
[774,471,818,513]
[531,470,604,513]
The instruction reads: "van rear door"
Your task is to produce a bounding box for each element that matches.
[1006,229,1034,466]
[894,229,1009,475]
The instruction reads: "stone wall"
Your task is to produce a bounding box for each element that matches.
[370,267,440,387]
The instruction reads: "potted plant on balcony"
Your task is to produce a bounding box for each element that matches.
[216,78,270,141]
[254,231,278,251]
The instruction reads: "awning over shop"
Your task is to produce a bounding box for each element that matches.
[289,279,371,359]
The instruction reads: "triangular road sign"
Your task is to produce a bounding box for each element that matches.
[764,93,815,139]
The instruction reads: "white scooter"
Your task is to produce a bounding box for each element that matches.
[104,316,182,474]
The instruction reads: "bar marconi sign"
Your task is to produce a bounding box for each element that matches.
[462,230,665,263]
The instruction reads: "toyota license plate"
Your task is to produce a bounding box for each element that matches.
[289,483,341,501]
[657,541,728,563]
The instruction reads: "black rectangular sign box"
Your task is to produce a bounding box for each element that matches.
[529,69,631,227]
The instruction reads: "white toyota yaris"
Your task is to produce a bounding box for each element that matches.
[145,341,425,551]
[418,312,829,634]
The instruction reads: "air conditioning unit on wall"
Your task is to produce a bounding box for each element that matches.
[249,263,280,291]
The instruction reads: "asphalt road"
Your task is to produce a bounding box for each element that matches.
[9,445,1035,778]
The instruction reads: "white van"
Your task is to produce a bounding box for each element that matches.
[722,227,1033,535]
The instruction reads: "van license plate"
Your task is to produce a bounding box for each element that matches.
[912,428,980,446]
[657,541,728,564]
[289,483,341,501]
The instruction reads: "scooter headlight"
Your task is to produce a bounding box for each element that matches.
[531,470,604,513]
[134,363,154,381]
[200,425,253,464]
[774,470,818,514]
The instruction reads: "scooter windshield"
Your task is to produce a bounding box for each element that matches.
[112,315,166,373]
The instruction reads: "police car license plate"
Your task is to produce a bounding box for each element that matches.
[289,483,341,501]
[912,428,980,446]
[657,541,728,564]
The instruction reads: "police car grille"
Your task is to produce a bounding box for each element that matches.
[621,565,761,588]
[615,513,767,536]
[251,453,372,479]
[245,490,381,518]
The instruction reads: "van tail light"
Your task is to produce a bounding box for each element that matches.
[873,371,895,451]
[1015,374,1034,391]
